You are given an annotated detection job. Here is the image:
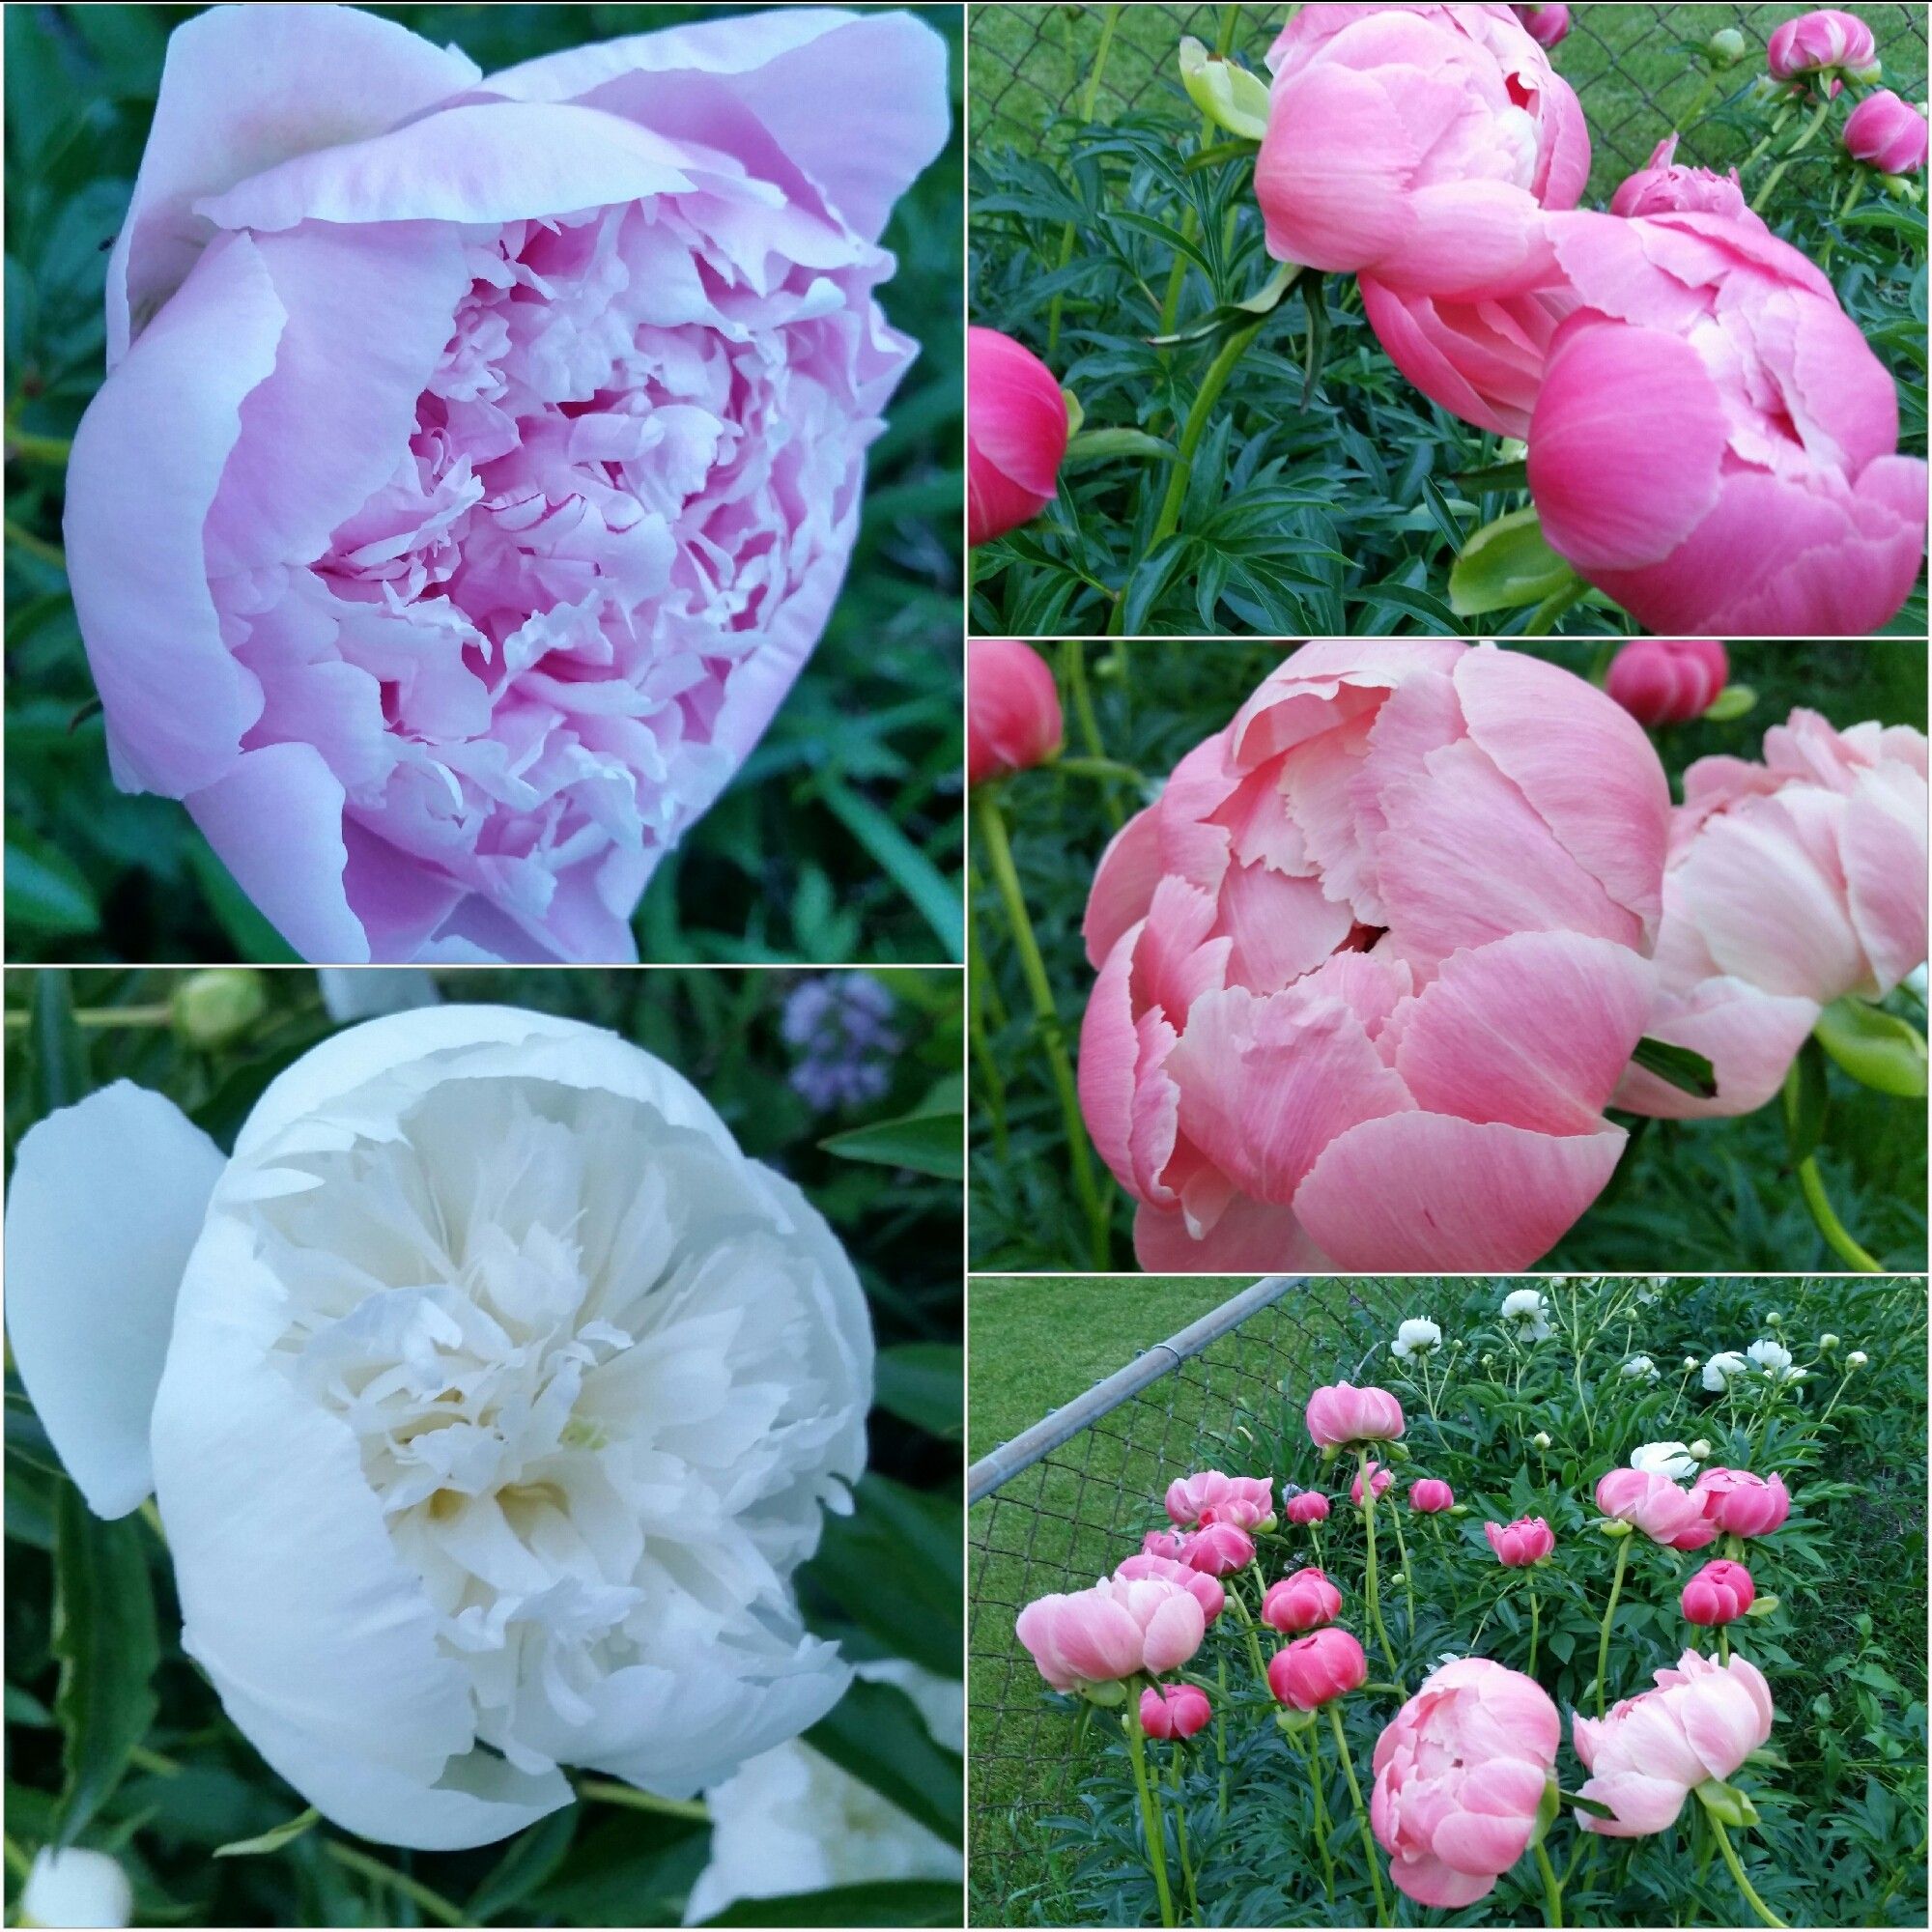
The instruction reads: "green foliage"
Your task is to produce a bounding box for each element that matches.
[969,641,1929,1273]
[971,1274,1926,1928]
[4,3,964,963]
[3,966,963,1926]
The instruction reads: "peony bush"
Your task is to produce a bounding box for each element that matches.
[995,1274,1923,1928]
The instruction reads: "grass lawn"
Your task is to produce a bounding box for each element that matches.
[969,2,1928,201]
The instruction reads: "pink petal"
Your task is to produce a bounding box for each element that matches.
[1216,862,1356,992]
[1079,925,1148,1196]
[1612,978,1820,1120]
[1133,1195,1329,1271]
[1842,762,1929,995]
[1387,1849,1498,1909]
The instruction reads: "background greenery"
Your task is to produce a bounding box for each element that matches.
[968,1273,1927,1927]
[967,2,1928,637]
[969,640,1929,1273]
[3,965,964,1928]
[5,3,963,966]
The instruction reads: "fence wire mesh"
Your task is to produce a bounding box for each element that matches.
[965,1274,1924,1927]
[968,4,1930,201]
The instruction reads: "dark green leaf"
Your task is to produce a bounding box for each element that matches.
[820,1109,962,1180]
[1630,1037,1719,1100]
[1783,1035,1832,1164]
[806,1476,959,1680]
[699,1879,961,1926]
[30,968,87,1115]
[872,1342,963,1439]
[1447,505,1576,616]
[806,1678,961,1847]
[468,1805,580,1922]
[7,830,100,938]
[813,779,962,962]
[213,1808,320,1858]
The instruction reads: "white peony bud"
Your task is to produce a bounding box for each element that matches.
[20,1848,132,1929]
[1848,1350,1869,1368]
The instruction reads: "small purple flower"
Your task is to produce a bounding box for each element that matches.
[781,974,900,1112]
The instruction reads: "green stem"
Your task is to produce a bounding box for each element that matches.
[1303,1719,1338,1903]
[577,1778,708,1822]
[1711,1817,1789,1929]
[1535,1839,1566,1929]
[1388,1504,1416,1634]
[1215,1656,1229,1824]
[1821,170,1867,269]
[1107,313,1272,635]
[5,1004,174,1030]
[1225,1573,1272,1687]
[1123,1685,1179,1929]
[1326,1702,1391,1929]
[1047,5,1122,355]
[1358,1449,1403,1689]
[1050,753,1147,785]
[1719,1624,1731,1666]
[1168,1747,1200,1921]
[323,1843,471,1927]
[1675,70,1721,137]
[3,1833,30,1882]
[1525,572,1589,634]
[1795,1150,1881,1270]
[974,787,1112,1267]
[1058,643,1123,831]
[1596,1538,1632,1719]
[6,429,71,467]
[4,518,64,571]
[1751,92,1835,211]
[1528,1586,1541,1678]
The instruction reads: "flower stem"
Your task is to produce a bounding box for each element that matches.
[1711,1817,1789,1928]
[973,786,1112,1267]
[1047,4,1122,355]
[1751,92,1835,211]
[1794,1148,1882,1270]
[1595,1538,1631,1718]
[1535,1839,1566,1928]
[1302,1718,1337,1903]
[323,1843,470,1927]
[1821,171,1867,269]
[6,429,71,467]
[1326,1702,1391,1930]
[1719,1624,1731,1666]
[1215,1655,1229,1823]
[1225,1573,1272,1686]
[1168,1747,1200,1920]
[1528,1586,1541,1677]
[578,1778,709,1821]
[1056,645,1125,831]
[1388,1503,1416,1634]
[1123,1684,1179,1929]
[1358,1449,1403,1689]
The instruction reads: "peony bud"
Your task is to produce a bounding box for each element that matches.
[20,1849,132,1930]
[1818,1333,1840,1352]
[1689,1439,1713,1461]
[1178,38,1270,141]
[1709,26,1747,64]
[1682,1558,1756,1626]
[967,639,1064,785]
[1532,1432,1552,1450]
[1267,1627,1368,1712]
[968,327,1069,546]
[1141,1681,1212,1741]
[172,968,267,1048]
[1848,1350,1869,1368]
[1605,639,1730,726]
[1844,90,1928,176]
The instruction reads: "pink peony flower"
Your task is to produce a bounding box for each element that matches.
[1286,1489,1332,1526]
[1692,1467,1793,1539]
[1180,1521,1256,1577]
[1141,1527,1192,1563]
[1682,1558,1756,1626]
[1268,1627,1368,1711]
[1573,1649,1776,1835]
[1257,5,1588,298]
[1486,1516,1555,1565]
[1350,1459,1396,1507]
[65,6,948,963]
[1609,135,1764,229]
[1115,1552,1227,1624]
[1605,639,1730,727]
[1307,1382,1407,1449]
[1767,10,1880,85]
[1512,4,1570,50]
[1844,90,1929,174]
[1595,1468,1719,1549]
[1077,640,1668,1271]
[1015,1576,1207,1692]
[1409,1478,1455,1514]
[1526,212,1928,637]
[1616,711,1928,1120]
[967,327,1067,546]
[967,639,1063,786]
[1165,1470,1276,1529]
[1372,1658,1561,1907]
[1140,1681,1213,1741]
[1261,1566,1343,1634]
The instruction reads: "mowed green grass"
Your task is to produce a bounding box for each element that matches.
[968,2,1928,201]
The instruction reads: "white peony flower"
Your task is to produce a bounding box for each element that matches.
[1702,1350,1749,1391]
[1747,1338,1794,1376]
[1498,1288,1552,1341]
[1630,1440,1698,1481]
[683,1660,961,1924]
[3,1008,871,1851]
[20,1848,132,1929]
[1621,1355,1659,1381]
[1390,1318,1442,1360]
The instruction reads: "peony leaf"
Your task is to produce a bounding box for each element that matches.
[698,1879,961,1926]
[1447,504,1577,615]
[213,1808,320,1859]
[1813,997,1927,1098]
[806,1678,962,1847]
[1629,1037,1719,1099]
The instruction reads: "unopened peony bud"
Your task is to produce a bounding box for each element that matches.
[1818,1333,1840,1351]
[1848,1350,1868,1368]
[20,1849,132,1930]
[967,639,1064,785]
[1689,1439,1713,1460]
[1532,1432,1552,1450]
[1708,26,1747,64]
[173,968,267,1048]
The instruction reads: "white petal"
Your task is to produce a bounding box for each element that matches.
[3,1082,226,1517]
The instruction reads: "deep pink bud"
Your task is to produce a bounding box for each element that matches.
[1261,1566,1343,1634]
[1306,1382,1406,1448]
[1115,1552,1226,1624]
[967,327,1067,546]
[1681,1558,1756,1626]
[1486,1516,1556,1567]
[1692,1467,1792,1539]
[1768,9,1879,82]
[1845,90,1928,174]
[1268,1627,1368,1712]
[1512,3,1569,48]
[967,638,1063,785]
[1181,1521,1255,1577]
[1350,1460,1395,1507]
[1606,639,1731,726]
[1409,1478,1455,1514]
[1285,1490,1331,1526]
[1141,1681,1212,1741]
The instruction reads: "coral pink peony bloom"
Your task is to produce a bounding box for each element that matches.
[1262,1566,1344,1634]
[1512,4,1570,49]
[1141,1681,1212,1741]
[1609,135,1763,228]
[1573,1649,1775,1835]
[1286,1489,1332,1526]
[1307,1383,1407,1449]
[1595,1468,1718,1549]
[1165,1470,1275,1529]
[1682,1558,1756,1625]
[1527,212,1928,637]
[1372,1658,1561,1907]
[967,327,1067,546]
[1350,1460,1396,1506]
[1257,4,1588,297]
[1142,1527,1191,1562]
[967,639,1063,786]
[1115,1552,1227,1624]
[1181,1521,1257,1577]
[1768,10,1880,84]
[1616,711,1928,1120]
[1015,1576,1207,1692]
[1077,640,1668,1271]
[64,5,947,964]
[1268,1627,1368,1711]
[1486,1516,1556,1566]
[1693,1467,1793,1539]
[1605,639,1730,727]
[1409,1478,1455,1514]
[1845,90,1929,174]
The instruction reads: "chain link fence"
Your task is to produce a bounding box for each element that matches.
[965,1273,1924,1927]
[968,4,1929,202]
